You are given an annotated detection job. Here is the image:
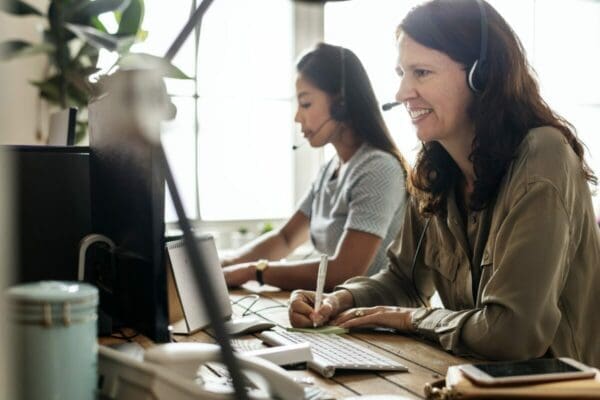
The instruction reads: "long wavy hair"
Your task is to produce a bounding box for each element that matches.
[297,43,410,182]
[399,0,596,216]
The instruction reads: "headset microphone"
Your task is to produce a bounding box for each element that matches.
[382,101,401,111]
[292,117,334,150]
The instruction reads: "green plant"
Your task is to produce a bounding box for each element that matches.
[0,0,188,141]
[259,222,274,234]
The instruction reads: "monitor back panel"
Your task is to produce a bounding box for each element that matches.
[88,95,169,343]
[5,145,92,283]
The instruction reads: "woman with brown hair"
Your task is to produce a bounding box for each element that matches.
[289,0,600,367]
[223,43,409,290]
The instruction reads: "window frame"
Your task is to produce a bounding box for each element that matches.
[163,2,328,240]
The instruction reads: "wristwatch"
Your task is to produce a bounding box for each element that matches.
[255,259,269,285]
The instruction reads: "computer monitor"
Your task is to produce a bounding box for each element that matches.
[2,145,92,283]
[88,94,169,343]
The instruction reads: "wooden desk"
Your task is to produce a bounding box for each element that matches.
[102,289,469,399]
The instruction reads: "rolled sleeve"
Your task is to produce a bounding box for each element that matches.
[337,198,435,308]
[412,308,478,353]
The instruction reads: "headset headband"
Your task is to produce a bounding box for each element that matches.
[476,0,488,66]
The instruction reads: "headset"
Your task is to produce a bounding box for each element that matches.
[467,0,489,93]
[330,46,349,121]
[292,45,348,150]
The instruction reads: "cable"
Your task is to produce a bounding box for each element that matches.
[110,328,140,342]
[231,295,260,316]
[410,218,431,307]
[250,304,287,314]
[231,294,260,306]
[233,295,287,316]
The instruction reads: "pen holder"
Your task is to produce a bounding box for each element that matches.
[6,281,98,400]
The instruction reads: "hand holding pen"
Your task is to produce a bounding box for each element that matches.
[312,254,329,327]
[287,254,358,328]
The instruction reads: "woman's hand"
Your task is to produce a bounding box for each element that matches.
[331,306,416,332]
[223,263,254,287]
[288,289,354,328]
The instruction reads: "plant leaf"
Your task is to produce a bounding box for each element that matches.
[66,0,131,23]
[72,42,99,63]
[65,69,95,96]
[0,0,44,16]
[31,77,62,104]
[64,22,118,51]
[116,0,144,37]
[137,29,148,42]
[90,15,109,34]
[75,120,88,144]
[0,41,54,61]
[116,36,136,53]
[117,53,192,80]
[32,74,90,107]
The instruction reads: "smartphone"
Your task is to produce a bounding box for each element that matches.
[459,358,596,386]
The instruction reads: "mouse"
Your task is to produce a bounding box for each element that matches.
[223,316,275,336]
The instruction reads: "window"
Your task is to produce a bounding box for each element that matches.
[194,0,295,221]
[105,1,300,223]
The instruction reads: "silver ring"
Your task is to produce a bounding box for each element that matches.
[354,309,364,318]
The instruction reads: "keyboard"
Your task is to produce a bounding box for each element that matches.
[258,329,408,378]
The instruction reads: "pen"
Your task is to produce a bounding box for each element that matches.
[313,254,328,327]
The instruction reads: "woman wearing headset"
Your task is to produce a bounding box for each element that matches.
[222,43,410,291]
[290,0,600,367]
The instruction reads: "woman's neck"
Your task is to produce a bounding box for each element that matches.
[439,130,476,191]
[332,127,362,163]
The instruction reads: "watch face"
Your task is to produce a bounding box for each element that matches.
[256,259,268,271]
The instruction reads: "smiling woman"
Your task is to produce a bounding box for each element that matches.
[395,34,474,147]
[325,0,600,207]
[291,0,600,369]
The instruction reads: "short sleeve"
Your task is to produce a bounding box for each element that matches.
[344,155,405,238]
[297,185,314,217]
[297,160,333,218]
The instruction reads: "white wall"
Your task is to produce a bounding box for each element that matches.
[0,0,48,144]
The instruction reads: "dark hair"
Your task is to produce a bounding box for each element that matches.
[399,0,596,215]
[297,42,410,182]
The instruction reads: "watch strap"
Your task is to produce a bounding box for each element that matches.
[255,259,268,285]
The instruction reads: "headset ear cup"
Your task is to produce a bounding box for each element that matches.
[330,100,348,121]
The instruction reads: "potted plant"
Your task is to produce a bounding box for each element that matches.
[0,0,189,142]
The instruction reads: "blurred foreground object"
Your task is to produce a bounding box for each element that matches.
[7,281,98,400]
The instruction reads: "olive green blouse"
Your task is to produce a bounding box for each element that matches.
[338,126,600,367]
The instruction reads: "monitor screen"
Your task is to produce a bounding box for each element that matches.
[89,94,169,343]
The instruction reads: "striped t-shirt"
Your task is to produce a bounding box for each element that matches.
[298,143,407,275]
